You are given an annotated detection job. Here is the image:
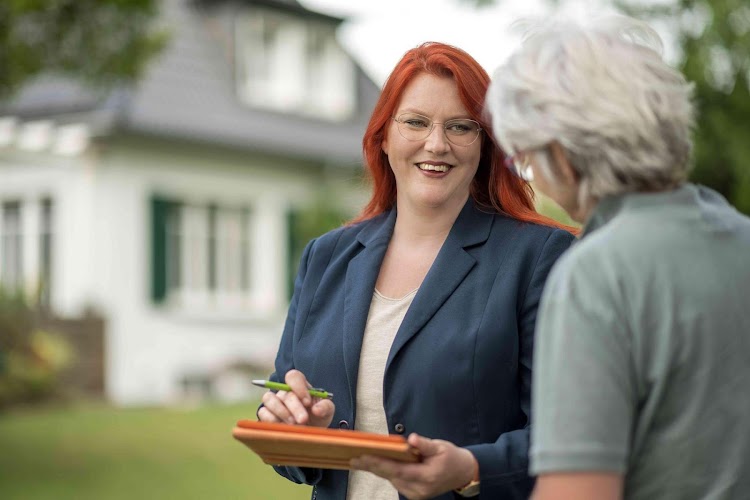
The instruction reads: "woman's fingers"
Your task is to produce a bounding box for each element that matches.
[260,390,296,424]
[308,398,336,427]
[311,398,335,418]
[256,405,282,423]
[277,390,311,424]
[284,369,313,406]
[256,369,334,427]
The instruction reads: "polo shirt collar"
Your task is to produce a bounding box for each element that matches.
[580,183,695,239]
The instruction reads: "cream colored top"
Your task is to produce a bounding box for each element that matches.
[346,288,418,500]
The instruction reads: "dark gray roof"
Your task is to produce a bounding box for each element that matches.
[229,0,346,23]
[0,0,381,166]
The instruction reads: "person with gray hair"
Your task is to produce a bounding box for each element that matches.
[486,15,750,500]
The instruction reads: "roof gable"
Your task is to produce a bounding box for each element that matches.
[0,0,381,165]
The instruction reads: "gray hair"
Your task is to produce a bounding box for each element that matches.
[486,15,695,204]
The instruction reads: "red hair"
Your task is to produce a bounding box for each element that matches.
[352,42,577,234]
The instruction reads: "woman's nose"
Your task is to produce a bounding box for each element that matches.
[424,125,451,153]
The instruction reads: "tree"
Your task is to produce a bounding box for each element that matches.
[461,0,750,214]
[0,0,168,101]
[652,0,750,214]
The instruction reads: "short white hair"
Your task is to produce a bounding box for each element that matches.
[486,15,695,203]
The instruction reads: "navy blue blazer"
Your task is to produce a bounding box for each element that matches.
[269,200,573,500]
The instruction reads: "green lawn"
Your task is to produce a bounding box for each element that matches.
[0,402,312,500]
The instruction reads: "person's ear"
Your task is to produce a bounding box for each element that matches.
[382,134,389,155]
[549,142,578,185]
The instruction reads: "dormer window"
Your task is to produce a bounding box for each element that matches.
[235,8,356,121]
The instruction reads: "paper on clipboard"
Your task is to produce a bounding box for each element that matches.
[232,420,421,470]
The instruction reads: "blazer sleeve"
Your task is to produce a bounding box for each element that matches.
[262,238,325,486]
[465,228,574,499]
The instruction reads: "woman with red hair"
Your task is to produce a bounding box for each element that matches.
[258,42,575,499]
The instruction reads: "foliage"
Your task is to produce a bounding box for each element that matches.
[535,190,581,228]
[0,0,168,101]
[459,0,750,214]
[287,193,354,298]
[0,290,73,410]
[620,0,750,214]
[0,402,311,500]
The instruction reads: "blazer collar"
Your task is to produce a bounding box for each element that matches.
[441,198,494,249]
[355,208,397,247]
[342,200,494,414]
[385,200,493,371]
[342,210,394,414]
[355,199,493,249]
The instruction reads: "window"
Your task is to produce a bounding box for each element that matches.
[151,197,253,311]
[0,198,56,303]
[235,9,356,120]
[179,203,210,306]
[214,206,251,306]
[1,201,23,291]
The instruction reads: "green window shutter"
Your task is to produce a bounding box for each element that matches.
[151,196,173,304]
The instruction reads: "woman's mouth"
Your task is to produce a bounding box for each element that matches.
[416,162,452,172]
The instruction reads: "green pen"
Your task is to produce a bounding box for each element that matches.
[252,379,334,400]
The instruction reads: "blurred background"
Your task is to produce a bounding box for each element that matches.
[0,0,747,498]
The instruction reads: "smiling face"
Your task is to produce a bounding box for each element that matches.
[383,73,482,215]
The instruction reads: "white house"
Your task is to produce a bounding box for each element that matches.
[0,0,380,406]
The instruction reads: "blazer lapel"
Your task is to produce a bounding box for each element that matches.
[386,201,493,371]
[342,210,396,413]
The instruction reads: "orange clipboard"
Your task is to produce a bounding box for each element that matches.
[232,420,421,470]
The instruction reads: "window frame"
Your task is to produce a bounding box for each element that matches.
[151,197,263,316]
[234,7,356,121]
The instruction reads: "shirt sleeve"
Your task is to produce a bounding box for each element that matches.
[530,249,637,475]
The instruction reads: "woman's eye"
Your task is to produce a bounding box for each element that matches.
[447,123,472,134]
[406,119,429,128]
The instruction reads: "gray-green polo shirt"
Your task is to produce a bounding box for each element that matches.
[532,184,750,499]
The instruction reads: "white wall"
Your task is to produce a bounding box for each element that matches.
[1,139,366,406]
[0,150,84,309]
[95,140,352,405]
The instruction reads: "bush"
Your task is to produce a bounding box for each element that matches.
[0,291,72,410]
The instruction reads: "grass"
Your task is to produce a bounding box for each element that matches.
[0,401,312,500]
[0,190,573,500]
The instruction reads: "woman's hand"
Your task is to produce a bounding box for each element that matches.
[257,369,335,428]
[350,433,479,500]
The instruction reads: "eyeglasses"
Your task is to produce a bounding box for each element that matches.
[504,152,534,182]
[393,113,482,147]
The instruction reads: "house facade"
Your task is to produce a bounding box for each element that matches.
[0,0,380,405]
